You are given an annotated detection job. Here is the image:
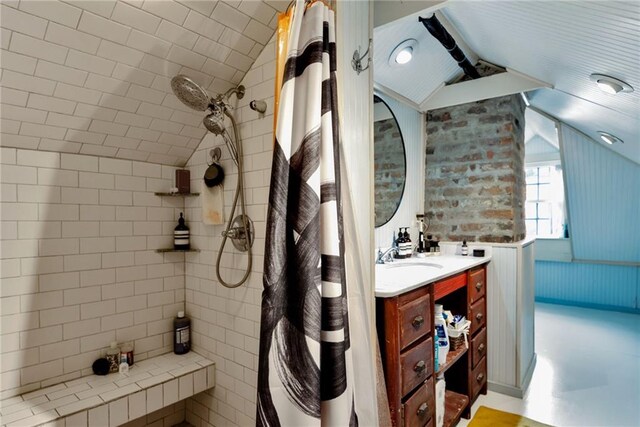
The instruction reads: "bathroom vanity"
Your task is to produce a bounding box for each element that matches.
[376,256,490,427]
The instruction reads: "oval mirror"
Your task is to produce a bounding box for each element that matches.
[374,95,406,228]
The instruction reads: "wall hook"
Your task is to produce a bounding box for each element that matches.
[352,38,372,75]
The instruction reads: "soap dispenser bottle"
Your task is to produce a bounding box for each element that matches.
[403,228,412,257]
[396,228,404,258]
[461,240,468,256]
[174,212,190,250]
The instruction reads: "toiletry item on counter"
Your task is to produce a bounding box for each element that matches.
[92,358,110,376]
[395,229,404,258]
[118,353,129,374]
[174,311,191,354]
[473,249,485,257]
[402,228,412,257]
[106,342,120,373]
[434,304,449,365]
[417,218,426,256]
[174,212,190,250]
[121,343,134,366]
[435,375,446,427]
[175,169,190,194]
[434,329,439,371]
[461,240,468,256]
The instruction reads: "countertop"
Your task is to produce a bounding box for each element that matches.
[375,255,491,297]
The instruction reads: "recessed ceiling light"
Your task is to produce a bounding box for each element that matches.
[590,74,634,94]
[389,39,418,67]
[598,131,624,145]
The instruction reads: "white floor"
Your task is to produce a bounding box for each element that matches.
[458,303,640,427]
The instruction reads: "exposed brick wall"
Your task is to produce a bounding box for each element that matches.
[374,117,405,226]
[424,94,526,243]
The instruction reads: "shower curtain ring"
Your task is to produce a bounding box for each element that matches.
[352,38,372,75]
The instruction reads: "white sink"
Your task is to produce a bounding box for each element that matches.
[382,262,443,269]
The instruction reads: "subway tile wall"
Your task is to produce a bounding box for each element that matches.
[183,37,276,427]
[0,151,187,399]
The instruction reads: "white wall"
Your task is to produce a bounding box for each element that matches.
[183,37,275,427]
[373,93,424,250]
[0,149,185,399]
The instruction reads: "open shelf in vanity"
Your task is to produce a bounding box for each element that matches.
[376,257,489,427]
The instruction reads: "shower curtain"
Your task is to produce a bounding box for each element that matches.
[257,1,359,425]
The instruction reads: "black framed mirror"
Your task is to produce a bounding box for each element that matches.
[374,95,406,228]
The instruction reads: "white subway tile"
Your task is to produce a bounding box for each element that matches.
[0,4,48,38]
[20,123,67,140]
[34,60,88,87]
[88,119,129,137]
[0,239,38,260]
[0,312,39,335]
[39,339,80,363]
[183,11,225,42]
[128,390,146,420]
[136,103,173,120]
[10,33,68,64]
[62,318,100,340]
[63,253,101,272]
[193,37,231,63]
[98,93,141,114]
[1,105,45,125]
[79,236,115,254]
[39,271,79,292]
[18,0,82,28]
[101,282,133,300]
[112,63,155,87]
[81,268,115,287]
[146,384,162,413]
[21,256,64,275]
[99,221,132,237]
[61,221,100,238]
[78,172,114,190]
[80,299,116,321]
[38,204,79,221]
[125,126,161,142]
[40,306,80,327]
[1,202,37,222]
[97,39,144,67]
[113,2,161,33]
[88,403,108,426]
[1,258,21,278]
[61,187,99,205]
[44,22,100,54]
[1,70,56,96]
[126,84,165,104]
[27,94,76,115]
[38,168,78,187]
[79,144,118,158]
[0,49,37,74]
[116,266,147,283]
[54,83,102,105]
[74,103,117,122]
[166,45,206,71]
[57,396,102,416]
[65,49,116,77]
[84,73,128,96]
[77,11,130,44]
[1,147,17,164]
[178,372,193,400]
[60,154,98,172]
[16,184,60,203]
[63,410,87,427]
[0,27,9,50]
[226,51,253,72]
[79,330,114,353]
[108,396,128,426]
[1,87,29,107]
[139,53,182,78]
[162,378,178,406]
[99,189,133,206]
[38,138,79,154]
[244,19,273,43]
[65,130,106,147]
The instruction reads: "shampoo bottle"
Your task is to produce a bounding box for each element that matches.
[403,228,412,257]
[461,240,468,256]
[174,213,190,250]
[174,311,191,354]
[396,229,404,258]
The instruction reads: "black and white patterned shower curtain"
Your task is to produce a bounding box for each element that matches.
[257,1,357,425]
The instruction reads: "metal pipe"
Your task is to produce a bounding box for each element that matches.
[418,14,480,79]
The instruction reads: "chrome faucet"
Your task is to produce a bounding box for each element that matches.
[376,246,399,264]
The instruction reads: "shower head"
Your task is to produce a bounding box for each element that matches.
[171,74,212,112]
[203,111,226,135]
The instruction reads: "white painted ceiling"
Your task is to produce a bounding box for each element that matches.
[374,0,640,165]
[1,0,284,166]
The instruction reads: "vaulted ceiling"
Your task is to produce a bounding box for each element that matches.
[374,1,640,164]
[1,0,286,166]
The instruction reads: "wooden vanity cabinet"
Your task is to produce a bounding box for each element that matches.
[377,263,488,427]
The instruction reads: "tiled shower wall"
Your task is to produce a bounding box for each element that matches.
[183,38,275,427]
[0,151,185,399]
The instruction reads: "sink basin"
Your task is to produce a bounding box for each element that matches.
[383,262,443,269]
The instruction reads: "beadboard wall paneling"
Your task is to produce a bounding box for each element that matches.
[560,124,640,263]
[373,94,424,250]
[536,261,639,311]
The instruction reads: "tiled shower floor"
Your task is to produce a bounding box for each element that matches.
[459,303,640,427]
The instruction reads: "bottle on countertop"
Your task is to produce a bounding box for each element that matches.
[395,228,404,258]
[461,240,468,256]
[174,212,190,250]
[106,341,120,373]
[403,227,412,257]
[426,234,434,253]
[174,311,191,355]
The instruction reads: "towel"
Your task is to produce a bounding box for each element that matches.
[201,181,224,225]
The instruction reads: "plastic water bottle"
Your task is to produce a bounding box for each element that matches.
[434,304,449,364]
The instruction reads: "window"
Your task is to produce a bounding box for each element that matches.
[525,163,566,238]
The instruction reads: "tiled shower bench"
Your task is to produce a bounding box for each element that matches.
[0,352,215,427]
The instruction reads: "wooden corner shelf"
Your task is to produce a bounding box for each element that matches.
[443,390,469,427]
[436,345,467,376]
[154,192,200,197]
[155,248,200,253]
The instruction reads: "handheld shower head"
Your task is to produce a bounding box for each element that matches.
[203,111,226,135]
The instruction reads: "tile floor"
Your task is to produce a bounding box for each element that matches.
[459,303,640,427]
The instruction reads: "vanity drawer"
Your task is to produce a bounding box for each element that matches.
[468,266,486,303]
[400,337,433,396]
[470,356,487,399]
[469,297,486,335]
[399,293,431,349]
[470,327,487,369]
[403,376,434,427]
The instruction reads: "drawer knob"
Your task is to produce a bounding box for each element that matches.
[475,282,483,291]
[417,402,428,417]
[412,315,424,328]
[478,343,486,353]
[414,360,426,374]
[476,372,485,382]
[476,313,483,322]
